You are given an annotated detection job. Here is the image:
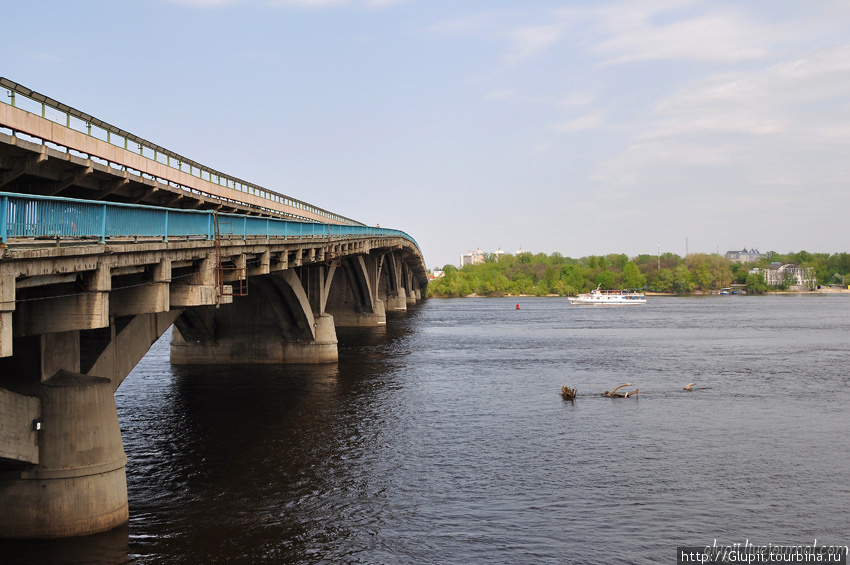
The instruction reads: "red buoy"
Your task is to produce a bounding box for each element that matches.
[516,304,520,310]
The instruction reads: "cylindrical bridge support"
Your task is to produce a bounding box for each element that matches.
[0,372,128,538]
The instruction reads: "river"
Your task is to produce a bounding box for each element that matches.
[3,295,849,564]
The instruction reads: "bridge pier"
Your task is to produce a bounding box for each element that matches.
[0,370,128,538]
[0,251,183,538]
[171,266,339,364]
[325,256,387,326]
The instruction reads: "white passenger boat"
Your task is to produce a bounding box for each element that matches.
[569,285,646,305]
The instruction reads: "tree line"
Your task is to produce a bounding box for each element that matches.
[426,251,850,298]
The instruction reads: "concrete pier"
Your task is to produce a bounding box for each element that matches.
[0,372,128,538]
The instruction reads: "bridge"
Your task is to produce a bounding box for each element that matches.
[0,78,427,538]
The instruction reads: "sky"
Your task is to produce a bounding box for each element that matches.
[2,0,849,269]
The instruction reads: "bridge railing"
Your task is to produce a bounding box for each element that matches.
[0,77,360,226]
[0,192,420,252]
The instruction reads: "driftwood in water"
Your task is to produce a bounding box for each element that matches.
[683,382,712,391]
[602,383,637,398]
[561,386,577,400]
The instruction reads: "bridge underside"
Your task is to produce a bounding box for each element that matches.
[0,238,425,538]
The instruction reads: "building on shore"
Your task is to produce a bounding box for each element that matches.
[460,248,485,267]
[725,248,761,263]
[758,263,816,289]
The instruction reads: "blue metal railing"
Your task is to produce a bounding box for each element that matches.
[0,192,421,253]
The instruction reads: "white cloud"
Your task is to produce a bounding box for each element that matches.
[502,23,566,62]
[485,89,517,101]
[366,0,407,7]
[552,111,607,134]
[423,12,514,36]
[175,0,406,8]
[169,0,243,5]
[266,0,349,6]
[593,43,850,191]
[558,92,595,108]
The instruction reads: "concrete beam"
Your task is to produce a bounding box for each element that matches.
[248,250,270,277]
[110,259,170,317]
[170,256,216,308]
[97,171,130,198]
[14,265,110,337]
[0,146,47,187]
[49,161,93,196]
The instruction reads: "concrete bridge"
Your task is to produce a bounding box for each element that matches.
[0,79,427,538]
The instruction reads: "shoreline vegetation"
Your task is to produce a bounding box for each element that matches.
[426,251,850,299]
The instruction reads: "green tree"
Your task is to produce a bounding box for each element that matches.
[653,268,675,293]
[595,270,615,289]
[673,265,694,293]
[622,261,647,289]
[746,272,768,294]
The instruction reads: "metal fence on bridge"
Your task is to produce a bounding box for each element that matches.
[0,192,420,251]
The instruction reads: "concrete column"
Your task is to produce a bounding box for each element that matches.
[325,256,386,326]
[0,265,15,358]
[329,299,386,326]
[0,371,128,538]
[282,313,337,364]
[405,268,417,305]
[386,288,408,312]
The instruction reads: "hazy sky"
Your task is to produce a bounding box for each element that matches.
[3,0,849,269]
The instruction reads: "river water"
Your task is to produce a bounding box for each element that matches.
[3,295,849,564]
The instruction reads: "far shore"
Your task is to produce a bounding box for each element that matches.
[438,288,850,299]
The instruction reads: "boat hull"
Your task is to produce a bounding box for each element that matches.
[568,287,646,305]
[568,297,646,305]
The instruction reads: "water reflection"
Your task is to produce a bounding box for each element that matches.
[0,525,130,565]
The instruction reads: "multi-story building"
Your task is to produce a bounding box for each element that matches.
[761,264,816,289]
[460,248,485,267]
[725,248,761,263]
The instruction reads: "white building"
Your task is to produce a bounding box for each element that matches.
[762,264,816,289]
[460,248,485,267]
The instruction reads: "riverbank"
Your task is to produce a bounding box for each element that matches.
[435,288,850,298]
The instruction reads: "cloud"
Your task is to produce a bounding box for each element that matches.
[593,43,850,189]
[423,11,515,36]
[169,0,243,5]
[643,44,850,140]
[552,111,607,133]
[502,22,566,62]
[558,92,595,108]
[485,89,517,100]
[592,10,777,65]
[266,0,349,6]
[366,0,408,7]
[172,0,406,8]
